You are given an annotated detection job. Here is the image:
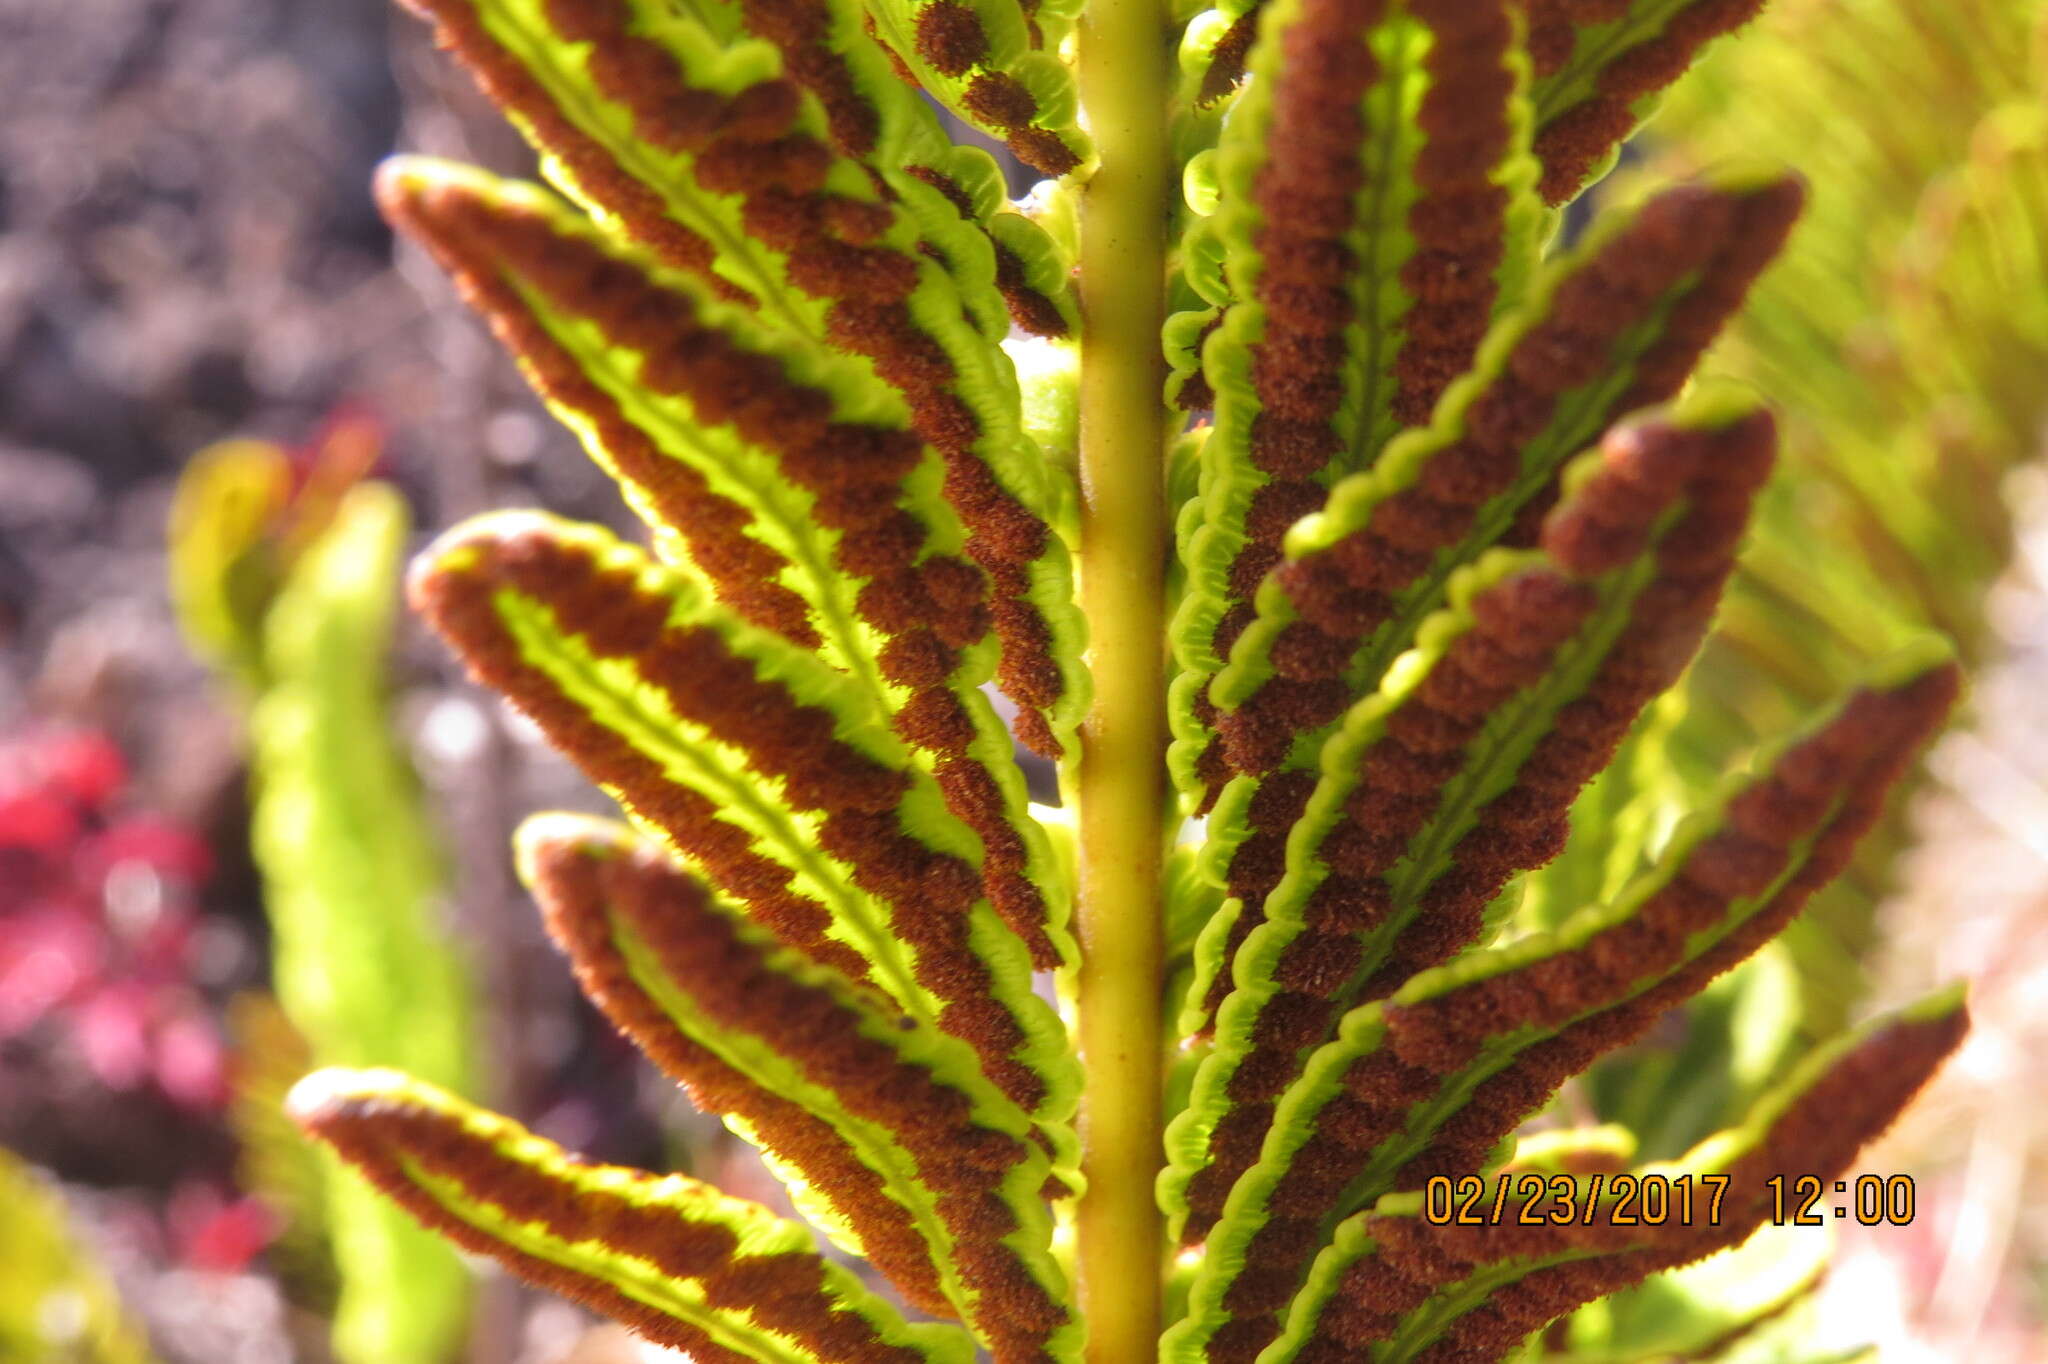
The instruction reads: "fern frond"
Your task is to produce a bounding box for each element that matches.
[1163,395,1783,1254]
[396,0,1087,757]
[1180,174,1800,1008]
[302,5,1983,1360]
[408,515,1078,1137]
[1262,984,1966,1364]
[1165,645,1957,1359]
[191,471,481,1363]
[378,159,1070,969]
[517,817,1074,1354]
[1167,0,1547,815]
[1651,0,2048,1038]
[290,1069,978,1364]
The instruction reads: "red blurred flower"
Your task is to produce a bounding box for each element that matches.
[167,1181,279,1273]
[0,726,228,1112]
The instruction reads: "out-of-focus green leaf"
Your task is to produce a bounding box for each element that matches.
[247,482,477,1364]
[1646,0,2048,1035]
[167,440,291,691]
[173,438,479,1364]
[0,1150,155,1364]
[225,993,336,1315]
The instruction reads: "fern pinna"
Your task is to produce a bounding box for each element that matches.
[290,1,1969,1361]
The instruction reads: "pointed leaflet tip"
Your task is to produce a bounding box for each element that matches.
[284,1065,400,1131]
[511,810,623,889]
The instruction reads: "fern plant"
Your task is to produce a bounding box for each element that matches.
[288,1,1972,1361]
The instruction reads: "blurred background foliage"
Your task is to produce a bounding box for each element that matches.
[0,0,2043,1361]
[1658,0,2048,1034]
[1544,3,2048,1358]
[169,417,476,1364]
[0,1148,153,1363]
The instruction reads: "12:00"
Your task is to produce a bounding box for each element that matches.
[1767,1174,1916,1225]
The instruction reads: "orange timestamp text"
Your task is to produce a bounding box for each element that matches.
[1422,1172,1730,1227]
[1419,1171,1918,1227]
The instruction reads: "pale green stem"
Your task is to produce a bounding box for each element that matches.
[1074,0,1172,1355]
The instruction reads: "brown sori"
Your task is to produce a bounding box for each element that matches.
[1397,0,1521,425]
[410,526,1050,1113]
[296,1087,935,1363]
[1307,1000,1966,1360]
[1341,407,1779,1004]
[1192,0,1520,815]
[1191,175,1796,875]
[1247,178,1801,777]
[1181,409,1779,1249]
[902,165,1070,340]
[1529,0,1769,205]
[735,0,1070,337]
[1199,9,1264,105]
[1174,308,1228,413]
[1525,0,1632,79]
[1192,658,1957,1355]
[1370,664,1960,1186]
[523,827,1069,1361]
[380,172,818,645]
[737,0,886,157]
[401,0,1073,759]
[1218,0,1384,667]
[857,2,1074,175]
[1200,401,1778,1032]
[1181,566,1590,1255]
[381,171,1065,968]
